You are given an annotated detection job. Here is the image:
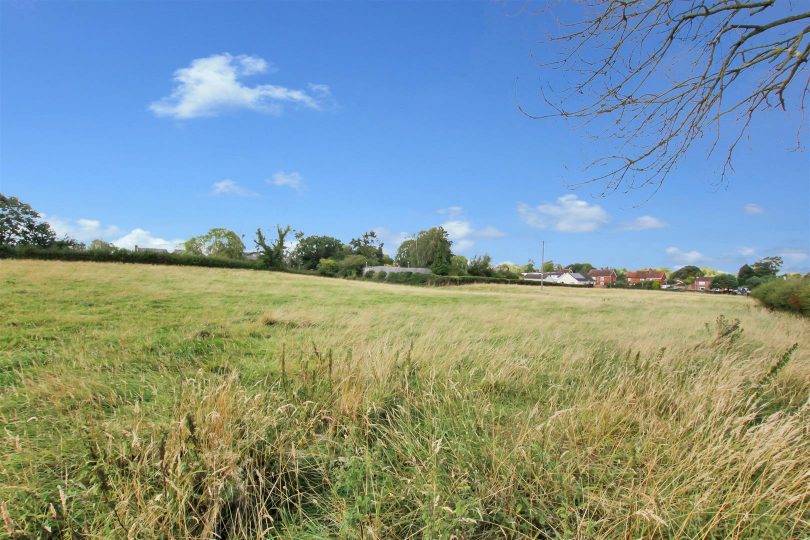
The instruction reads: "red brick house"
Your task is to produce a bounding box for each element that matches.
[688,276,713,292]
[588,268,617,288]
[627,269,667,286]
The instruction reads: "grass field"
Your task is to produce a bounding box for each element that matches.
[1,260,808,539]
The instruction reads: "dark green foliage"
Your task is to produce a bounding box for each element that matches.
[255,225,291,269]
[711,274,738,289]
[467,255,493,277]
[751,277,810,316]
[737,264,755,285]
[364,270,375,279]
[394,227,452,268]
[670,265,704,282]
[349,230,390,266]
[0,244,260,270]
[317,258,340,277]
[290,235,345,270]
[751,256,783,278]
[0,194,57,247]
[568,262,593,275]
[184,228,246,260]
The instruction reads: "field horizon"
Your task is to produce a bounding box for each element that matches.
[2,260,808,538]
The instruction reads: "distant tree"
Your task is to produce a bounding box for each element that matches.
[184,228,245,259]
[670,265,704,282]
[468,254,493,277]
[395,227,452,268]
[0,194,57,247]
[569,262,593,275]
[752,256,783,277]
[712,274,739,290]
[349,230,390,265]
[541,260,555,272]
[338,254,368,277]
[255,225,291,269]
[449,255,468,276]
[290,235,345,270]
[523,259,536,273]
[737,264,756,286]
[89,239,115,251]
[317,258,340,277]
[53,237,85,250]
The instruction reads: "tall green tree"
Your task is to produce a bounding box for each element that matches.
[0,194,57,247]
[541,260,555,272]
[670,265,704,282]
[255,225,292,269]
[711,274,739,290]
[752,256,783,277]
[467,254,493,277]
[290,235,345,270]
[349,230,390,265]
[737,264,756,286]
[568,262,594,275]
[394,227,452,269]
[184,228,245,259]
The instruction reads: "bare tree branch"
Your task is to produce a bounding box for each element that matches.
[527,0,810,194]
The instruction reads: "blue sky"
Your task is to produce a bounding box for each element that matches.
[1,1,808,272]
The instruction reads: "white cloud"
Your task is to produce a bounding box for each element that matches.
[48,217,121,242]
[777,248,809,270]
[440,219,505,253]
[666,246,708,265]
[150,53,330,119]
[518,195,608,233]
[372,227,410,256]
[744,203,765,215]
[477,226,506,238]
[113,228,185,251]
[437,206,464,217]
[269,171,304,191]
[211,179,256,197]
[618,215,668,231]
[738,247,756,257]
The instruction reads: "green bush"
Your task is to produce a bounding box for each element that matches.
[375,271,387,281]
[751,277,810,316]
[317,258,340,277]
[0,245,259,270]
[364,270,375,279]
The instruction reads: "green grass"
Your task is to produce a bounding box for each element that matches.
[1,260,808,538]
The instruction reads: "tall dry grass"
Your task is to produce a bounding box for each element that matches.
[1,261,808,538]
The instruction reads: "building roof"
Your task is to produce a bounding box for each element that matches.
[569,273,593,282]
[588,268,616,277]
[627,269,666,279]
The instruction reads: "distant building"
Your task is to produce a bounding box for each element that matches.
[134,245,168,254]
[243,251,260,261]
[363,266,431,275]
[688,276,713,292]
[588,268,617,288]
[521,271,593,286]
[627,269,667,286]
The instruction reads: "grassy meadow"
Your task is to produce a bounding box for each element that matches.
[1,260,808,539]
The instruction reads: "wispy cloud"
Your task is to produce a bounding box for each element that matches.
[113,228,185,251]
[441,216,505,254]
[666,246,708,265]
[617,215,668,231]
[738,247,756,257]
[437,206,464,217]
[269,171,304,191]
[150,53,330,119]
[47,216,121,242]
[211,179,256,197]
[776,248,809,270]
[371,227,411,256]
[518,195,608,233]
[744,203,765,215]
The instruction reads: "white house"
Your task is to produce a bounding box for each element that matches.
[521,271,593,286]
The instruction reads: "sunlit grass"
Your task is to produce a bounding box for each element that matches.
[1,260,808,538]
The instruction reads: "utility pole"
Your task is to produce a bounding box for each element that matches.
[541,240,545,290]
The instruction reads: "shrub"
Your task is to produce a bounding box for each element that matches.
[375,271,387,281]
[317,258,340,277]
[364,270,375,279]
[751,277,810,316]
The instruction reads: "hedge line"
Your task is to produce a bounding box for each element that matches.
[750,277,810,317]
[1,246,588,289]
[0,245,262,270]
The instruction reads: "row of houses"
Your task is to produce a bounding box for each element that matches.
[520,267,672,288]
